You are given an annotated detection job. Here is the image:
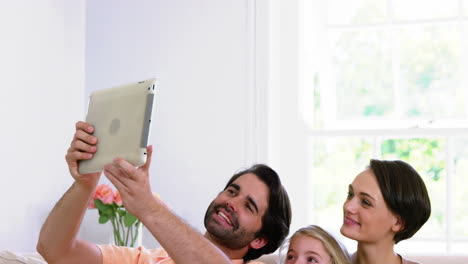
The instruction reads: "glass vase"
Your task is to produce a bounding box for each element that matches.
[109,215,143,248]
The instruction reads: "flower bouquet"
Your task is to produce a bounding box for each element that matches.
[88,184,141,247]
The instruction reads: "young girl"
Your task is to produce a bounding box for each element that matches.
[340,159,431,264]
[284,225,350,264]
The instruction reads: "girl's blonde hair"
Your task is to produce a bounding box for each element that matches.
[281,225,351,264]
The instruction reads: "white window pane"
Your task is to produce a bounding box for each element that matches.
[309,137,373,229]
[453,138,468,238]
[393,0,459,20]
[452,242,468,254]
[331,30,393,120]
[327,0,388,25]
[398,25,463,120]
[465,0,468,16]
[381,138,447,239]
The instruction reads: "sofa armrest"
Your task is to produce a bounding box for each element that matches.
[0,251,46,264]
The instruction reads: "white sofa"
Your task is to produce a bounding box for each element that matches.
[1,250,467,264]
[0,251,46,264]
[255,253,468,264]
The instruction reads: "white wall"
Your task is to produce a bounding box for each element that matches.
[267,0,310,234]
[82,0,257,248]
[0,0,263,252]
[0,1,85,252]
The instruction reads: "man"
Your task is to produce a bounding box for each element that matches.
[37,121,291,264]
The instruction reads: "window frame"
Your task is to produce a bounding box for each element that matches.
[304,0,468,254]
[318,8,468,129]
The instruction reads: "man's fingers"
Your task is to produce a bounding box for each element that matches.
[70,139,97,153]
[67,122,97,166]
[113,158,137,176]
[65,151,102,179]
[104,164,128,194]
[104,163,134,182]
[73,130,97,146]
[66,149,93,162]
[75,121,94,134]
[66,159,79,174]
[141,145,153,170]
[65,151,93,176]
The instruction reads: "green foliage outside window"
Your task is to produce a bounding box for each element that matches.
[381,138,446,238]
[309,0,468,252]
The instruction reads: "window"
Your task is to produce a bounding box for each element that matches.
[296,0,468,254]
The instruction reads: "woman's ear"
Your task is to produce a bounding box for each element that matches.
[392,215,405,233]
[249,237,268,250]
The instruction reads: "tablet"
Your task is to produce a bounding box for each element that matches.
[78,78,157,174]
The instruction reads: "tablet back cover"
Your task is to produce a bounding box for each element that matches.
[78,78,156,174]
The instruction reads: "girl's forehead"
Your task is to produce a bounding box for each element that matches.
[288,234,331,261]
[290,234,323,248]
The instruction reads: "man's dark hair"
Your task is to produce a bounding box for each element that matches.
[369,159,431,244]
[223,164,292,262]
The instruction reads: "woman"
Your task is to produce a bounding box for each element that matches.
[340,159,431,264]
[283,225,350,264]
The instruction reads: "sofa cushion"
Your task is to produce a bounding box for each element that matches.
[0,251,46,264]
[254,253,468,264]
[254,254,277,264]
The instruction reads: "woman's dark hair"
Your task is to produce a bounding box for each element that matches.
[369,159,431,243]
[224,164,292,262]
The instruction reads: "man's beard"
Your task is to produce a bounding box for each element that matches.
[204,201,259,249]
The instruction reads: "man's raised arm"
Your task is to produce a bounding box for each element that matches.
[37,122,102,264]
[104,147,232,264]
[39,121,232,264]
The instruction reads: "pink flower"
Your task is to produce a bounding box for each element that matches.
[114,190,123,206]
[93,184,115,205]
